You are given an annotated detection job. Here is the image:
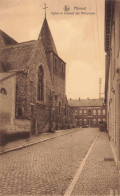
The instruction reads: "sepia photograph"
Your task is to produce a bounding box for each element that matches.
[0,0,120,195]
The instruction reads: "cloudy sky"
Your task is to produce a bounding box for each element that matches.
[0,0,105,99]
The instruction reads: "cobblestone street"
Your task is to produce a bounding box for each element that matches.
[0,128,119,195]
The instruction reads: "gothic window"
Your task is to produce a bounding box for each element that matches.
[37,65,44,101]
[0,88,7,95]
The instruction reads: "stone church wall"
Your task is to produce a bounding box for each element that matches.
[17,40,53,134]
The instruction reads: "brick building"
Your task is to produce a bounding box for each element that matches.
[105,0,120,170]
[68,98,106,127]
[0,16,75,134]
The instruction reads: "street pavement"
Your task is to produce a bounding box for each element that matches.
[0,128,119,196]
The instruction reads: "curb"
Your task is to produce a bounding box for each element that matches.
[0,128,82,155]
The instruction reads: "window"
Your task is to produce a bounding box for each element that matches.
[37,66,44,101]
[84,110,87,114]
[98,119,101,123]
[0,88,7,95]
[98,110,101,115]
[79,110,82,115]
[103,119,106,122]
[84,119,87,123]
[102,110,106,115]
[93,110,96,115]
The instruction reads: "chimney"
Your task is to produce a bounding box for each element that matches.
[79,97,80,101]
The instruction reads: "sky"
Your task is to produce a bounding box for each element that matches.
[0,0,105,99]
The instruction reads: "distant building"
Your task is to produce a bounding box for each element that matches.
[68,98,106,127]
[105,0,120,170]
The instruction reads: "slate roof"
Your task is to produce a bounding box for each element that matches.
[0,30,18,48]
[39,17,58,55]
[0,72,15,81]
[68,99,105,107]
[0,40,36,71]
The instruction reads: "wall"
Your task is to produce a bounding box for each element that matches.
[15,119,31,132]
[0,74,16,132]
[15,40,54,134]
[105,0,120,169]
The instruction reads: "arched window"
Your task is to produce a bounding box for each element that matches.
[0,88,7,95]
[37,65,44,101]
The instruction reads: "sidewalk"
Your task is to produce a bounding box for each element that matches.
[71,132,120,195]
[0,127,81,155]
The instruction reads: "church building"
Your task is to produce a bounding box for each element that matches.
[0,16,75,134]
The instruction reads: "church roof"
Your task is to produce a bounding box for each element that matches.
[68,99,105,107]
[38,17,58,55]
[0,40,36,71]
[0,30,18,48]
